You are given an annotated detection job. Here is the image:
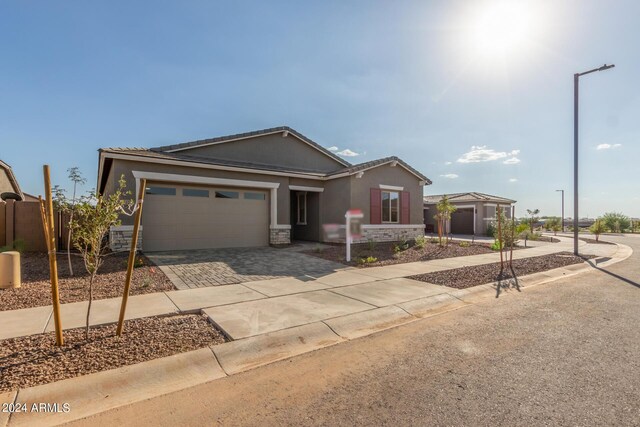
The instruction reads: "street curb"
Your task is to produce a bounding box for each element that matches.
[2,242,632,426]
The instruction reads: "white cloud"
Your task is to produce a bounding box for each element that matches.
[440,173,459,179]
[596,143,622,150]
[327,146,339,152]
[457,146,520,163]
[336,149,359,157]
[503,157,521,165]
[509,178,518,182]
[445,161,452,165]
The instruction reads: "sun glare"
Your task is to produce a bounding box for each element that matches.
[471,2,534,57]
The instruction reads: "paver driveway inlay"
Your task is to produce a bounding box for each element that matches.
[146,247,348,288]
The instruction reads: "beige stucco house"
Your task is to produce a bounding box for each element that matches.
[423,192,516,236]
[0,159,25,201]
[98,126,431,251]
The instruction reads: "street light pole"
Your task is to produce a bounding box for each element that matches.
[556,189,564,232]
[573,63,615,255]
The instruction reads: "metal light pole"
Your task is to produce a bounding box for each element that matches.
[574,64,615,255]
[556,189,564,232]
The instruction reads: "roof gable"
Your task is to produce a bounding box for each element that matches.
[423,192,516,204]
[151,126,350,172]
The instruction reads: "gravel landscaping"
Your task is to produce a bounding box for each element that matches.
[0,252,174,311]
[0,314,226,392]
[304,240,521,267]
[410,252,592,289]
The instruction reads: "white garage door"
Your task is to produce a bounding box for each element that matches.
[142,183,269,251]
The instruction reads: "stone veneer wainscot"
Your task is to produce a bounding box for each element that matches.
[269,226,291,245]
[109,225,143,252]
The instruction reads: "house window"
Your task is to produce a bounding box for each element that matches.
[183,188,209,197]
[145,186,176,196]
[215,191,239,199]
[297,192,307,225]
[382,191,399,223]
[244,192,266,200]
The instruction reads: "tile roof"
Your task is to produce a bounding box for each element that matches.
[148,126,351,167]
[329,156,431,183]
[99,148,329,175]
[423,192,516,204]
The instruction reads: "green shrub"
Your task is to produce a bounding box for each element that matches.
[414,235,427,249]
[601,212,630,233]
[515,223,529,234]
[459,241,470,248]
[357,256,378,265]
[486,222,496,238]
[0,239,26,253]
[590,218,606,241]
[393,239,409,253]
[429,237,439,244]
[490,240,503,251]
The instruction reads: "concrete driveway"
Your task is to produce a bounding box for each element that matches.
[146,245,348,289]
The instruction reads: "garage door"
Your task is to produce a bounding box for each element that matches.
[451,208,474,234]
[142,183,269,251]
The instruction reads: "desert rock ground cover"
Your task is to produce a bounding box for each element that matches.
[410,252,592,289]
[0,252,174,311]
[0,314,226,392]
[304,240,512,267]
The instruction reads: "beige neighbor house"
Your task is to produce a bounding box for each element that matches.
[97,126,432,252]
[0,159,25,201]
[423,192,516,236]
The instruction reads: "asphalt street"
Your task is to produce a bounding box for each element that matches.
[71,234,640,427]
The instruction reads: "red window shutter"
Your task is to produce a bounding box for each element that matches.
[400,191,410,224]
[370,188,382,224]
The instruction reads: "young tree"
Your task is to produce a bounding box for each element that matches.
[601,212,630,233]
[66,167,87,276]
[69,176,132,339]
[544,217,562,235]
[590,218,606,242]
[434,196,457,247]
[526,209,540,233]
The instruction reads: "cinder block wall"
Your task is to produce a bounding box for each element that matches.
[14,201,47,252]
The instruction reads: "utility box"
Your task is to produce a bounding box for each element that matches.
[0,251,21,289]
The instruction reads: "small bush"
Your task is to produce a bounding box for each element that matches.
[393,239,409,254]
[459,241,470,248]
[414,235,427,249]
[0,239,26,253]
[486,223,496,238]
[367,239,376,251]
[516,223,529,234]
[490,240,503,251]
[429,237,439,244]
[357,256,378,265]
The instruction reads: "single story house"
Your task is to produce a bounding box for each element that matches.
[97,126,431,251]
[0,159,25,201]
[423,192,516,236]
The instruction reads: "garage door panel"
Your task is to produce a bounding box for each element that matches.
[142,184,269,251]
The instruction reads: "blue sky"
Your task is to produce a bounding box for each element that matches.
[1,0,638,218]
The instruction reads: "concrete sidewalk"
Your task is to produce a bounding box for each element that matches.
[0,236,618,342]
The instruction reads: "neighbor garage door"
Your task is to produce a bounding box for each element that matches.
[142,183,269,251]
[450,208,474,234]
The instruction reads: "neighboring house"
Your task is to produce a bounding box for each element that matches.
[423,192,516,236]
[0,159,25,200]
[97,126,431,251]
